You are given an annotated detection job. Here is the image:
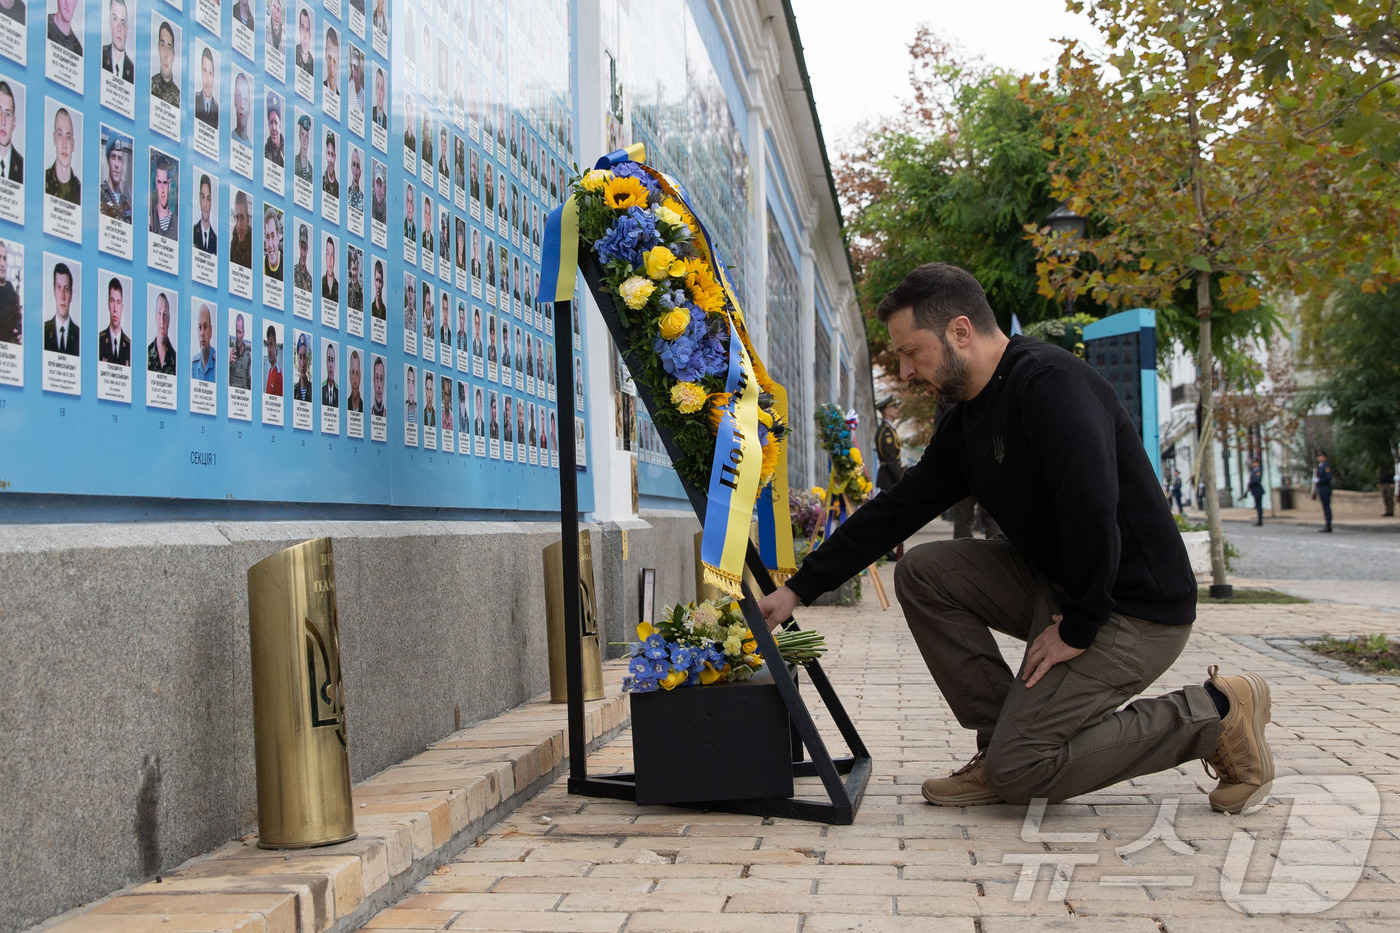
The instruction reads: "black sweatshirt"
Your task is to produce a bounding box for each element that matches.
[788,336,1196,648]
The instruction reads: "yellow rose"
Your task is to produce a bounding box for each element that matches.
[654,204,683,228]
[850,448,863,465]
[658,307,690,340]
[659,669,687,691]
[643,246,677,281]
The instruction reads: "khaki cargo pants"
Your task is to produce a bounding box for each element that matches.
[894,538,1222,803]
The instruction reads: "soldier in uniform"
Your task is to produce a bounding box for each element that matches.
[151,21,180,108]
[293,224,312,293]
[875,397,905,560]
[228,313,252,389]
[1246,458,1265,526]
[293,114,313,181]
[292,332,313,402]
[99,135,132,223]
[1312,449,1333,533]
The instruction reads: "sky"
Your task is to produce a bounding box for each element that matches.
[788,0,1103,153]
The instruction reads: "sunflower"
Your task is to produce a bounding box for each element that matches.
[706,392,734,433]
[603,175,648,210]
[675,257,725,315]
[759,434,780,486]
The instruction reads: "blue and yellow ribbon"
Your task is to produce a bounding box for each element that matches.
[540,145,796,592]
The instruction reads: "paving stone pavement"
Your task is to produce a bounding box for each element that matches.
[357,531,1400,933]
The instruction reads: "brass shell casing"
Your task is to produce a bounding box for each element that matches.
[543,530,604,702]
[247,537,357,849]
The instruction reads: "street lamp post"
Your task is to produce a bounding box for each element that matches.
[1046,204,1088,317]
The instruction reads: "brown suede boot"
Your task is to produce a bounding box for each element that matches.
[921,749,1004,806]
[1203,665,1275,814]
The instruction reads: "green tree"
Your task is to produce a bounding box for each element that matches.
[1028,0,1397,590]
[1302,284,1400,486]
[835,30,1093,432]
[1219,0,1400,183]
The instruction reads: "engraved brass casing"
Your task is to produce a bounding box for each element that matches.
[543,530,604,702]
[246,537,357,849]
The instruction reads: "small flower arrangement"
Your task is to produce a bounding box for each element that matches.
[572,162,789,493]
[621,597,827,693]
[788,486,825,541]
[816,403,873,503]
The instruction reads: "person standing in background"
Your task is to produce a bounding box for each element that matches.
[874,396,905,561]
[1247,459,1265,526]
[1312,449,1333,533]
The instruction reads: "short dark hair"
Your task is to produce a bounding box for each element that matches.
[874,263,999,337]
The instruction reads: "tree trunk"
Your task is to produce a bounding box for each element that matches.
[1196,270,1228,587]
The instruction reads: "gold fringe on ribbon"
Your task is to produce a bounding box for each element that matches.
[767,568,796,586]
[702,563,744,599]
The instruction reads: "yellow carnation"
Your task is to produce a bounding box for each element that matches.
[643,246,677,281]
[618,276,656,310]
[670,381,706,414]
[658,308,690,340]
[810,485,826,499]
[603,175,648,210]
[580,169,613,192]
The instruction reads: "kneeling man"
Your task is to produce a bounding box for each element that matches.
[759,263,1273,814]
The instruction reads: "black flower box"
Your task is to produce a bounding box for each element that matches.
[630,670,794,806]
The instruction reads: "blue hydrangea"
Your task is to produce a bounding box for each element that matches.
[654,308,729,382]
[656,288,688,311]
[594,206,660,268]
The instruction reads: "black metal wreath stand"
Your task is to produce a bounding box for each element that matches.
[550,250,871,824]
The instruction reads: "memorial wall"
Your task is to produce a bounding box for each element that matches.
[0,2,869,929]
[0,0,591,511]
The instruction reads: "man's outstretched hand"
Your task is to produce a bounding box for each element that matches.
[1020,615,1084,688]
[757,585,800,631]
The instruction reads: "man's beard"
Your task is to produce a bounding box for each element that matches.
[931,334,972,406]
